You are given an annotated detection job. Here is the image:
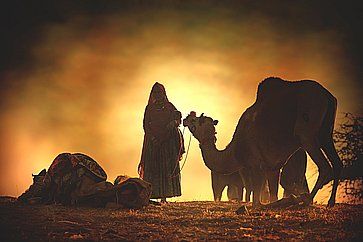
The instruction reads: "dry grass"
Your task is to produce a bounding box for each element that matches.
[0,197,362,241]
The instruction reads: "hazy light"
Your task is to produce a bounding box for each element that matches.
[0,8,360,203]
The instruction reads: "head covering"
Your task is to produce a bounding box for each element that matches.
[148,82,169,105]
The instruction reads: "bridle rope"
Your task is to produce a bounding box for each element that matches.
[170,126,192,178]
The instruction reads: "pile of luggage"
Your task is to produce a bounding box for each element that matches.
[18,153,151,209]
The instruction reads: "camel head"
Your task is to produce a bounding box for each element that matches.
[183,111,219,145]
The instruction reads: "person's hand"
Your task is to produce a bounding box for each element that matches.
[167,120,177,129]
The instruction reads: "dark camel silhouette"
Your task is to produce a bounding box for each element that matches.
[212,148,309,202]
[183,77,342,207]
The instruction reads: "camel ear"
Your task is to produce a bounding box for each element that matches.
[213,120,219,125]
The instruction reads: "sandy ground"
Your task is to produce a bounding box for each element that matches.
[0,196,362,241]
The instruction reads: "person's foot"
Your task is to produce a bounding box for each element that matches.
[160,198,167,203]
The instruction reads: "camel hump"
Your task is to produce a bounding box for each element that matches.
[257,77,332,101]
[256,77,288,101]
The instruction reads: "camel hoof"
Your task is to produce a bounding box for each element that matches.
[300,193,312,206]
[236,205,249,215]
[327,199,335,208]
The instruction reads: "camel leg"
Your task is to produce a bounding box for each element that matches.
[211,172,224,202]
[229,185,244,202]
[252,182,263,207]
[226,185,233,201]
[227,185,238,201]
[252,169,265,207]
[239,169,252,202]
[212,184,224,202]
[321,138,343,207]
[260,180,270,203]
[302,138,333,203]
[302,176,310,194]
[267,170,279,203]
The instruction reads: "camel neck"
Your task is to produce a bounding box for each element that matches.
[199,138,242,174]
[199,136,216,149]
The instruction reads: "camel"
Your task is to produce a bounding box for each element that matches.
[183,77,342,207]
[211,171,247,201]
[212,148,309,203]
[212,170,275,202]
[212,171,241,201]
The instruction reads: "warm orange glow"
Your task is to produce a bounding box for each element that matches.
[0,9,360,203]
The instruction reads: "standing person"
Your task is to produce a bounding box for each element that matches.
[138,82,184,202]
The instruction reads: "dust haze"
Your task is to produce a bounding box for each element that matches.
[0,2,361,202]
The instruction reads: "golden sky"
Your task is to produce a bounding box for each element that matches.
[0,2,361,203]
